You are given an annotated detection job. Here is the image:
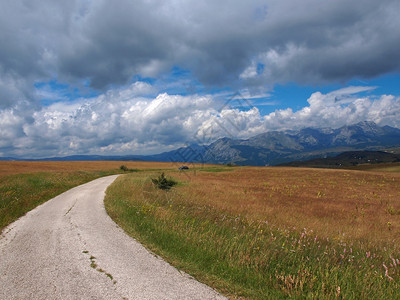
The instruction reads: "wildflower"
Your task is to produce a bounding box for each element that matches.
[336,286,341,297]
[387,222,392,230]
[366,251,371,258]
[383,263,394,281]
[392,257,397,267]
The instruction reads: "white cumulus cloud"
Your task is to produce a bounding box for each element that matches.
[1,83,399,158]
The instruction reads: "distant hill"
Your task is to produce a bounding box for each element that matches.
[279,151,400,168]
[2,121,400,166]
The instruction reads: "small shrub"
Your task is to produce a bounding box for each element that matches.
[387,205,395,215]
[151,173,177,190]
[119,165,140,172]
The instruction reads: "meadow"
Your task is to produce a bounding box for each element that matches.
[105,165,400,299]
[353,162,400,173]
[2,161,400,298]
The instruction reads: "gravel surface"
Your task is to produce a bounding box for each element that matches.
[0,175,226,299]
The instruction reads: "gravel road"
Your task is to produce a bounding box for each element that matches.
[0,175,226,300]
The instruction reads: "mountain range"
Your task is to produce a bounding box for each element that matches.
[3,121,400,166]
[162,121,400,166]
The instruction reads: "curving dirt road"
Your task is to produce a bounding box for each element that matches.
[0,175,226,299]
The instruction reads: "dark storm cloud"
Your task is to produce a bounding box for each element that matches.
[1,0,400,104]
[0,0,77,107]
[239,0,400,85]
[57,1,177,88]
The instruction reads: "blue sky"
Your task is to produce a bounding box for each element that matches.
[1,0,400,158]
[267,73,400,114]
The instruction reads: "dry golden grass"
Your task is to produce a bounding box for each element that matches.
[0,161,202,178]
[106,165,400,298]
[171,166,400,248]
[353,162,400,173]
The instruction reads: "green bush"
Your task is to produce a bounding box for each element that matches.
[151,173,177,190]
[120,165,129,172]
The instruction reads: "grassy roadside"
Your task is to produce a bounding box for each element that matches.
[105,168,400,299]
[0,169,121,231]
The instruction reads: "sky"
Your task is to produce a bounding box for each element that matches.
[1,0,400,158]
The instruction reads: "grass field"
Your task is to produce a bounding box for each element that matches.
[0,160,183,177]
[353,162,400,173]
[2,161,400,298]
[105,165,400,299]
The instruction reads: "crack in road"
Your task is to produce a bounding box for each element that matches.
[64,199,78,216]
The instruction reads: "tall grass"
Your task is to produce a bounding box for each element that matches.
[0,170,120,231]
[105,169,400,299]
